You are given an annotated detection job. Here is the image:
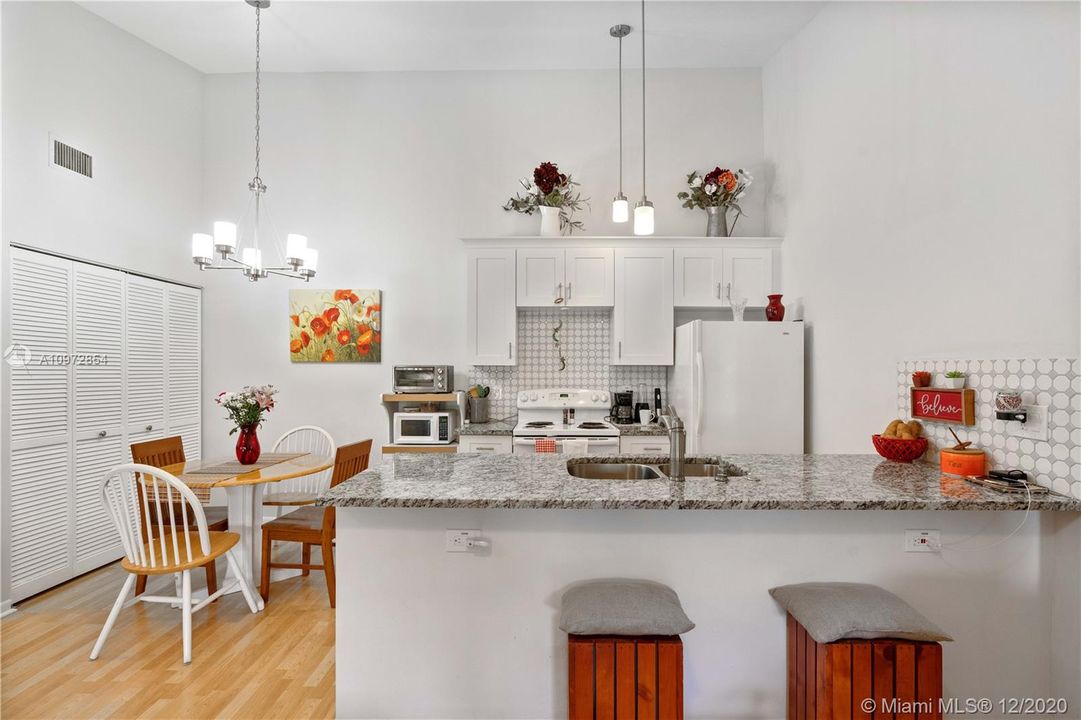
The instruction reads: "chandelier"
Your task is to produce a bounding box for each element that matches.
[191,0,318,282]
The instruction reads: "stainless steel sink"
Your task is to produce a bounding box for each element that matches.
[657,462,729,479]
[566,462,663,480]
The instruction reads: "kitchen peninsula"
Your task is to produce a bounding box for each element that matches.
[320,454,1081,719]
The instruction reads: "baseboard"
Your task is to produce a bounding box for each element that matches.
[1,600,16,618]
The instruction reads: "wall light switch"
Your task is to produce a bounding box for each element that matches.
[1007,404,1049,441]
[905,529,940,553]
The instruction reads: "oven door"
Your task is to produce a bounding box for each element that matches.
[394,414,436,444]
[512,437,620,456]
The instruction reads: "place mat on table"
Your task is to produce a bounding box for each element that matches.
[184,452,307,475]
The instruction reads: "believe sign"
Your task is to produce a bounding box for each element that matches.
[910,387,976,426]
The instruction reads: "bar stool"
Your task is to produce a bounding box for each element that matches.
[560,579,695,720]
[769,582,952,720]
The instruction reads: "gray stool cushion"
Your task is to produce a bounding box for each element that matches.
[560,579,695,636]
[769,582,952,644]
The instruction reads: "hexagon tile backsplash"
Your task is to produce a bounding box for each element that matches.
[897,358,1081,499]
[470,308,668,420]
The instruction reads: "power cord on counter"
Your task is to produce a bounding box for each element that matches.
[935,481,1032,553]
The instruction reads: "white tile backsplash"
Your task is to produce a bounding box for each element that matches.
[897,358,1081,499]
[470,308,667,419]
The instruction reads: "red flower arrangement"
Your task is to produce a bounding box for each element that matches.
[503,161,589,234]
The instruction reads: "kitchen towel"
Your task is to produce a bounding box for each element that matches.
[535,438,557,453]
[561,439,589,456]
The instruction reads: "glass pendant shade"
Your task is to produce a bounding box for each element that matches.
[191,233,213,262]
[286,233,308,263]
[612,196,629,223]
[242,247,263,270]
[302,248,319,273]
[213,221,238,252]
[633,200,655,236]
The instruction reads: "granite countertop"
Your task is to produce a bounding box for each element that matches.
[318,453,1081,512]
[457,415,668,437]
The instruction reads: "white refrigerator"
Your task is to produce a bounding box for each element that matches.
[668,321,805,454]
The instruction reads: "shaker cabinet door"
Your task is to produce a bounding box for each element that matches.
[467,249,517,365]
[673,249,725,307]
[612,248,673,366]
[565,248,614,307]
[516,249,564,307]
[722,248,774,308]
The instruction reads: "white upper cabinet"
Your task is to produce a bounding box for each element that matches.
[564,248,614,307]
[674,246,775,308]
[612,248,673,365]
[516,248,613,307]
[674,249,725,307]
[516,249,565,307]
[723,248,774,307]
[467,249,517,365]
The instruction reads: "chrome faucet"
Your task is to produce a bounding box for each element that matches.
[660,405,686,480]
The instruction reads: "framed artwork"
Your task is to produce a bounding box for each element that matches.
[289,288,381,363]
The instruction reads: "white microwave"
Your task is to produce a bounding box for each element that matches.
[393,412,457,445]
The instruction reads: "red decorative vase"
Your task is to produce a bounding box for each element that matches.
[235,425,261,465]
[765,294,785,322]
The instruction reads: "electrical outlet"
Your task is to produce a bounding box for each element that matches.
[905,529,941,553]
[1007,404,1049,441]
[446,529,481,553]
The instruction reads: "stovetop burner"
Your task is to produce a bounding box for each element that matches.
[525,421,554,428]
[577,422,608,429]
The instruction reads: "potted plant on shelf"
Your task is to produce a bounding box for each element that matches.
[503,162,588,236]
[944,370,967,389]
[912,371,932,388]
[677,166,752,237]
[216,385,277,464]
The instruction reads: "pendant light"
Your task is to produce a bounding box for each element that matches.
[610,24,632,224]
[191,0,318,282]
[633,0,655,236]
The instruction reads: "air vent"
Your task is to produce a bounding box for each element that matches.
[52,138,93,178]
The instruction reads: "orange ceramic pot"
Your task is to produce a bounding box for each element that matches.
[940,447,985,476]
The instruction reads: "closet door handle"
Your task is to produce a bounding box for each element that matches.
[145,425,153,432]
[98,430,107,438]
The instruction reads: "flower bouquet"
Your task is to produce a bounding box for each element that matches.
[677,167,752,237]
[216,384,278,464]
[503,162,589,236]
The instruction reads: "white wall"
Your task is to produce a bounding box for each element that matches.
[762,1,1080,453]
[199,69,765,457]
[0,1,204,606]
[338,507,1059,719]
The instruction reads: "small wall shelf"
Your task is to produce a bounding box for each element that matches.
[381,393,460,403]
[381,443,458,455]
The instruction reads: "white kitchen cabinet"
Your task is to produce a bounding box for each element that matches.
[516,248,613,307]
[675,247,774,308]
[612,248,673,365]
[458,436,513,454]
[619,436,671,455]
[722,248,774,307]
[516,249,564,307]
[564,248,614,306]
[467,249,517,365]
[674,248,724,307]
[5,248,202,602]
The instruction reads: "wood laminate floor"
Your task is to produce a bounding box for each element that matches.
[1,546,334,720]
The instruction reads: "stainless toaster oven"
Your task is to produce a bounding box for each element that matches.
[393,365,453,393]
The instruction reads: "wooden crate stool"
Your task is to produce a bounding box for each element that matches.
[568,635,683,720]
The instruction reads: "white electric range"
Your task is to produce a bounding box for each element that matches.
[512,388,620,455]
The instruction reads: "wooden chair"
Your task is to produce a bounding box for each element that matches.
[130,437,228,598]
[89,464,261,664]
[259,439,372,608]
[262,426,336,510]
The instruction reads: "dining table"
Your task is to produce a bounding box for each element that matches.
[161,452,335,608]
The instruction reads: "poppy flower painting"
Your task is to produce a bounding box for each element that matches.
[288,289,382,363]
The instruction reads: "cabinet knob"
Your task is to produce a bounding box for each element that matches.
[145,425,153,432]
[98,430,107,438]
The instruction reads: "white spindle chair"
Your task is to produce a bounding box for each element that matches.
[90,464,261,665]
[262,426,336,511]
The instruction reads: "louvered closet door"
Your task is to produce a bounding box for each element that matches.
[8,249,74,600]
[124,276,167,444]
[71,263,126,574]
[166,284,202,462]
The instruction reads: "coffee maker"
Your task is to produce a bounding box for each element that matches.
[610,391,635,425]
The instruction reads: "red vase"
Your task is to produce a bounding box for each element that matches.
[235,425,261,465]
[765,294,785,322]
